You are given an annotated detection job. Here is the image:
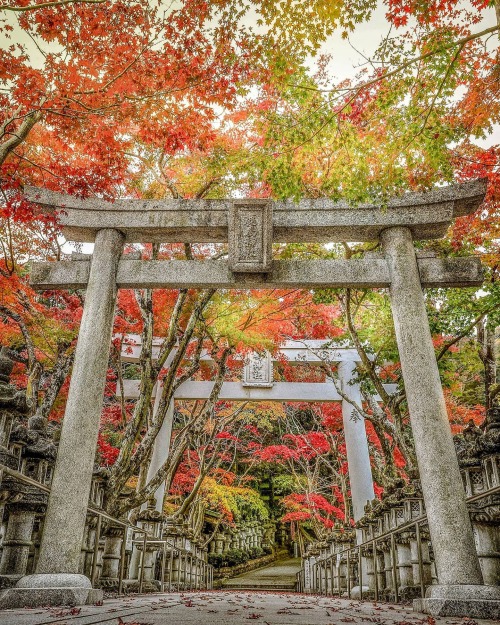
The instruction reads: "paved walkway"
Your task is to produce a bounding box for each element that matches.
[0,591,495,625]
[222,557,301,590]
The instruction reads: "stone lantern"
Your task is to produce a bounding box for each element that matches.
[0,409,56,585]
[454,409,500,586]
[261,520,276,552]
[0,349,27,479]
[134,499,163,591]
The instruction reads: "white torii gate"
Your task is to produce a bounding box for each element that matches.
[118,336,397,521]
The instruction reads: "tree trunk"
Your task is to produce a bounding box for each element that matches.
[478,317,497,411]
[0,110,42,166]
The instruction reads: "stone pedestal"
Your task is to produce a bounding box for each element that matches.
[364,547,377,596]
[337,558,347,594]
[0,574,102,609]
[414,584,500,618]
[474,523,500,586]
[410,536,432,590]
[0,508,35,581]
[382,544,395,597]
[99,527,123,589]
[127,527,143,582]
[396,539,414,596]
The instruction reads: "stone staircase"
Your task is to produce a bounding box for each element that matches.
[221,557,301,591]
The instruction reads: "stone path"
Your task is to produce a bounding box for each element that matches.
[0,591,496,625]
[222,557,301,590]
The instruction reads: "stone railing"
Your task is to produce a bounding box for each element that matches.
[297,480,500,601]
[0,464,214,594]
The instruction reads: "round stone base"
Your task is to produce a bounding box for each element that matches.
[414,584,500,618]
[16,573,92,589]
[349,585,370,599]
[0,573,102,609]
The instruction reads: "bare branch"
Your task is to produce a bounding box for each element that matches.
[289,25,499,95]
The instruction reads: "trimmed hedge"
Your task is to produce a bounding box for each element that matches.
[208,546,266,569]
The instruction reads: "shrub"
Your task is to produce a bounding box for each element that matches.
[207,553,224,569]
[248,546,264,560]
[223,548,249,567]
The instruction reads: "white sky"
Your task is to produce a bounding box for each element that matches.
[316,1,499,147]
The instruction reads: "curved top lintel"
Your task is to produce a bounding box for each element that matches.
[24,179,487,244]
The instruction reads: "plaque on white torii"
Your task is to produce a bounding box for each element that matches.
[242,351,274,388]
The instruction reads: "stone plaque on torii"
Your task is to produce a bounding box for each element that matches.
[4,179,499,617]
[228,199,272,273]
[242,351,273,387]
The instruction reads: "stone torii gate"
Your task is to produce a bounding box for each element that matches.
[118,336,398,522]
[3,180,499,616]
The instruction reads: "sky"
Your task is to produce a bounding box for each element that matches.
[316,1,499,147]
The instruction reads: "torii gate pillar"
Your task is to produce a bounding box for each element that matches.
[382,227,500,616]
[0,229,124,608]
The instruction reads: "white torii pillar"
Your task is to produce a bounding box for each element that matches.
[145,389,174,513]
[127,387,175,581]
[337,361,375,522]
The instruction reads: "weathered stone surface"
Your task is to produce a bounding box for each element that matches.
[382,227,484,588]
[16,573,91,588]
[35,229,124,576]
[414,598,500,619]
[229,200,272,272]
[416,256,485,288]
[30,256,484,290]
[0,510,36,577]
[0,572,102,609]
[25,179,487,243]
[414,584,500,618]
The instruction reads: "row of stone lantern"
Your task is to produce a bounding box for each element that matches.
[161,517,211,590]
[299,410,500,599]
[0,349,216,593]
[208,521,265,555]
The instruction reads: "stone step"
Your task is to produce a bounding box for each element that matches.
[222,582,297,590]
[220,557,301,592]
